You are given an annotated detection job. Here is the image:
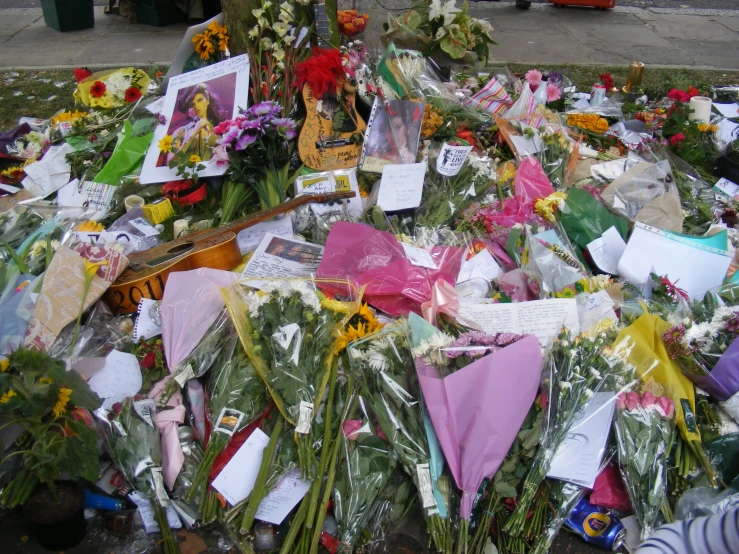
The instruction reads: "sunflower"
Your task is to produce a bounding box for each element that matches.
[159,134,173,153]
[0,389,17,404]
[53,387,73,418]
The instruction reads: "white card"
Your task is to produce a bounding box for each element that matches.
[458,298,579,350]
[401,243,438,270]
[586,226,627,275]
[212,428,270,506]
[129,217,160,237]
[87,350,143,409]
[296,174,336,195]
[509,132,544,157]
[133,298,162,342]
[457,249,501,284]
[715,177,739,198]
[547,392,615,488]
[236,216,294,255]
[715,103,739,118]
[436,143,473,177]
[377,162,427,212]
[254,468,312,525]
[129,491,182,533]
[240,233,324,287]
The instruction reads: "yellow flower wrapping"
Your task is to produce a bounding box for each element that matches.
[74,68,151,109]
[614,311,700,443]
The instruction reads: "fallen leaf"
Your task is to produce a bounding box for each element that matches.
[177,530,208,554]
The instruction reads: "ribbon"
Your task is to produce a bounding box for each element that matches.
[148,376,186,491]
[660,277,689,302]
[421,279,460,325]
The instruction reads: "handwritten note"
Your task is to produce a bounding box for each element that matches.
[457,249,501,284]
[377,162,427,212]
[88,350,143,409]
[297,174,335,195]
[236,216,294,255]
[241,233,324,287]
[547,392,615,488]
[212,428,270,506]
[129,491,182,533]
[715,177,739,198]
[587,226,627,275]
[255,468,312,525]
[578,291,618,335]
[458,299,579,349]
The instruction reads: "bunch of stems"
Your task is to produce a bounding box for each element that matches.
[153,501,181,554]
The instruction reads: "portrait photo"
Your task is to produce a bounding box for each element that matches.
[360,98,425,173]
[140,55,250,184]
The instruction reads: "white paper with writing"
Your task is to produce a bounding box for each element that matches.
[57,179,117,220]
[212,428,270,506]
[578,291,618,335]
[88,350,143,409]
[236,217,294,255]
[715,177,739,198]
[458,299,579,349]
[241,233,324,287]
[254,468,312,525]
[377,162,427,211]
[295,401,314,434]
[133,298,162,342]
[587,226,627,275]
[296,174,336,195]
[457,249,501,284]
[547,392,616,488]
[436,143,473,176]
[129,491,182,533]
[401,243,438,270]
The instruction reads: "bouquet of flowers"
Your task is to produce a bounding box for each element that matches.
[504,330,621,535]
[224,278,359,480]
[0,347,101,508]
[189,20,230,68]
[347,323,451,553]
[614,390,675,540]
[214,100,298,221]
[333,395,397,552]
[99,397,180,554]
[184,334,268,508]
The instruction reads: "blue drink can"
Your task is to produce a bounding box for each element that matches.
[565,497,626,550]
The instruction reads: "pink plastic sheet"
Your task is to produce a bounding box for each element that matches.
[316,221,464,316]
[487,157,554,228]
[415,334,544,519]
[161,268,238,370]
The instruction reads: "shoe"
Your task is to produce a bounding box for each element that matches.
[515,0,531,8]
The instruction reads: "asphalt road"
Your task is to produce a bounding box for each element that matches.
[1,0,738,8]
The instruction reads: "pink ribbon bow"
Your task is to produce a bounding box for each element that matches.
[148,376,186,491]
[421,279,460,325]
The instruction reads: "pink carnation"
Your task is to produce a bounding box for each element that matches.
[525,69,543,87]
[624,392,641,411]
[656,396,675,419]
[546,82,561,102]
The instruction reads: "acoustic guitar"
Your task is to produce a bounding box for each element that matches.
[103,191,355,314]
[297,0,366,171]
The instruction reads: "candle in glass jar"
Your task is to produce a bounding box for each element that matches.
[173,219,189,238]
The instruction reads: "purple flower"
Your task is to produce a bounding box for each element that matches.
[240,118,264,133]
[272,117,298,140]
[246,101,280,119]
[156,112,167,126]
[235,133,257,151]
[218,126,241,147]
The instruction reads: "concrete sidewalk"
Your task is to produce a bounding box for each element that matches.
[0,3,738,70]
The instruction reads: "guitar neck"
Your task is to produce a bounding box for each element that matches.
[314,1,330,47]
[221,191,355,235]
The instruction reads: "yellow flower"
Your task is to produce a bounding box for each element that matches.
[51,110,86,127]
[77,220,104,232]
[159,134,173,153]
[53,387,73,418]
[0,358,8,373]
[534,192,567,223]
[556,287,576,299]
[698,123,718,133]
[84,259,108,282]
[189,154,201,164]
[37,377,53,385]
[0,389,17,404]
[320,298,351,314]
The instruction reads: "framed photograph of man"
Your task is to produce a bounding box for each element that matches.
[140,54,250,184]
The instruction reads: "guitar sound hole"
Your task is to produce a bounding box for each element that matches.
[146,242,195,267]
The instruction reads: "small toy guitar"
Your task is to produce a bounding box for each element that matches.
[103,191,355,314]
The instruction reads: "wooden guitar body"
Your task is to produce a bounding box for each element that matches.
[103,191,355,314]
[297,83,366,171]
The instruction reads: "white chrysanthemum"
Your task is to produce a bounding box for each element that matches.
[105,72,132,101]
[244,291,269,316]
[684,322,712,345]
[412,332,455,359]
[366,349,389,372]
[28,240,46,258]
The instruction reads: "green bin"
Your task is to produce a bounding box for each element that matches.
[135,0,186,27]
[40,0,94,32]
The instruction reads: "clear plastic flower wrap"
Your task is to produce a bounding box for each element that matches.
[183,321,269,507]
[223,277,361,480]
[347,321,451,553]
[333,394,397,552]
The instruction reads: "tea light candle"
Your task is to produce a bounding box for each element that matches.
[124,195,144,213]
[689,96,712,122]
[173,219,189,238]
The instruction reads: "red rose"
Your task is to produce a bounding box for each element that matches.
[73,67,92,83]
[141,352,156,369]
[598,72,614,91]
[124,86,142,103]
[90,80,107,98]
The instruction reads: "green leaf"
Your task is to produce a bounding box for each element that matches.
[400,10,422,30]
[47,364,102,411]
[440,29,467,59]
[495,480,518,498]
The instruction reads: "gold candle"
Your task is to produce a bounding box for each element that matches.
[623,61,644,94]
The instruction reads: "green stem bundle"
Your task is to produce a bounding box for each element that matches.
[153,501,181,554]
[184,433,229,506]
